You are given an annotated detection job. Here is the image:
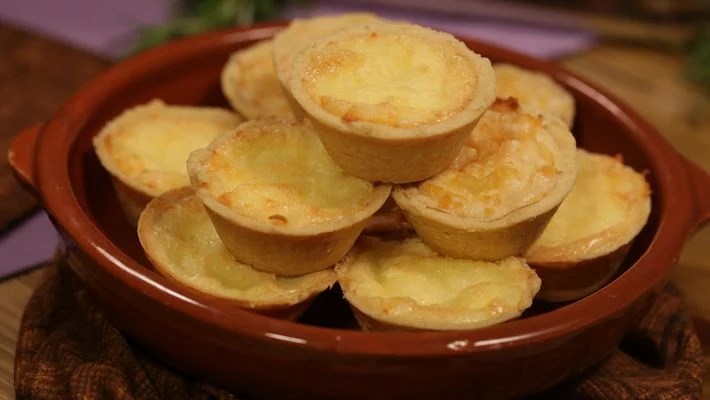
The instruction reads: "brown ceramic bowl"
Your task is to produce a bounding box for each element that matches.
[8,22,710,400]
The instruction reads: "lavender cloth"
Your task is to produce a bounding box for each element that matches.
[0,0,170,58]
[0,212,59,278]
[0,0,595,59]
[0,0,595,278]
[282,0,595,59]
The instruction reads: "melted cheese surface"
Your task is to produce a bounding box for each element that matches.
[494,63,575,127]
[338,237,539,327]
[530,150,650,250]
[417,100,562,221]
[99,100,241,195]
[302,27,477,127]
[273,13,383,84]
[141,190,334,303]
[199,120,376,226]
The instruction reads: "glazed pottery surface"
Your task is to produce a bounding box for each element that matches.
[9,22,710,400]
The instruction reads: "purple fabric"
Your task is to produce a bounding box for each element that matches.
[0,0,595,278]
[0,0,171,58]
[0,212,59,278]
[282,0,595,59]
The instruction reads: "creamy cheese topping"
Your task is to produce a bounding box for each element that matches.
[140,189,334,303]
[97,100,241,195]
[222,40,293,119]
[198,119,376,226]
[301,27,478,127]
[530,150,650,250]
[417,99,562,221]
[273,13,384,85]
[338,237,540,329]
[494,63,575,127]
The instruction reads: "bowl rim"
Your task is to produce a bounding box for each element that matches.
[33,21,696,356]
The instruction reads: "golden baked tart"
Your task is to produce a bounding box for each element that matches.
[187,118,391,276]
[525,149,651,302]
[392,98,577,260]
[93,99,242,226]
[221,39,294,119]
[494,63,575,128]
[272,12,385,114]
[138,187,336,319]
[288,23,496,183]
[336,236,541,331]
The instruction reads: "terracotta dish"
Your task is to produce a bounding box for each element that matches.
[8,22,710,400]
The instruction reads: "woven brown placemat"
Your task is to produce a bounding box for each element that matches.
[14,258,704,400]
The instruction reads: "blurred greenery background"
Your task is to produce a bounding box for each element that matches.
[133,0,708,97]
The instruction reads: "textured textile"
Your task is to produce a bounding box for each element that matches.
[15,260,703,400]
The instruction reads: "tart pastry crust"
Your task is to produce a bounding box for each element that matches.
[188,118,391,276]
[93,99,242,226]
[221,39,294,119]
[289,23,496,183]
[336,236,541,331]
[393,98,577,260]
[138,187,336,318]
[525,149,651,302]
[272,12,385,116]
[494,63,575,128]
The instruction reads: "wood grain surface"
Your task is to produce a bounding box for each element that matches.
[0,23,109,232]
[0,22,709,400]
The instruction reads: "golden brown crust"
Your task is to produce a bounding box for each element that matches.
[310,115,477,183]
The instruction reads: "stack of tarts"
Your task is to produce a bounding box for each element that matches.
[93,14,651,330]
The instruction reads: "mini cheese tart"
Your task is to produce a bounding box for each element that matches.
[392,98,577,261]
[524,149,651,302]
[93,99,242,226]
[187,118,391,276]
[272,12,385,114]
[138,187,336,319]
[336,236,541,331]
[288,23,496,183]
[221,39,294,119]
[494,63,575,128]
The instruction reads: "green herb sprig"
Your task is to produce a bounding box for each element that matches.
[131,0,286,55]
[684,24,710,124]
[686,25,710,94]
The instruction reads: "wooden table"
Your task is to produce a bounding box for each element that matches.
[1,22,709,400]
